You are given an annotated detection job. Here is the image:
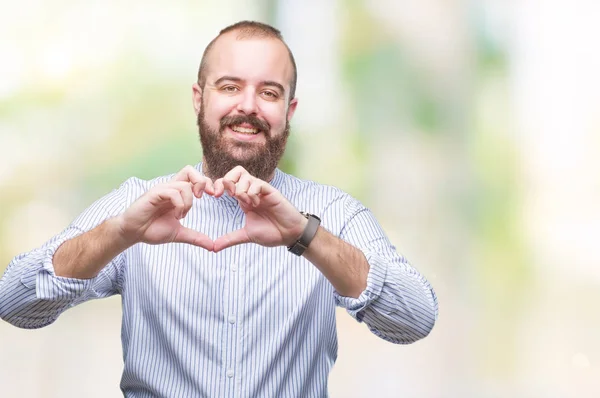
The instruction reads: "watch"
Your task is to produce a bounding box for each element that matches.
[287,212,321,256]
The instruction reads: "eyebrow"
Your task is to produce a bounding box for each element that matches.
[213,76,285,95]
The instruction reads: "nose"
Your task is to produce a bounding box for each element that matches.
[236,88,258,115]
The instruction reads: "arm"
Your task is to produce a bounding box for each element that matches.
[322,201,438,344]
[53,217,132,279]
[0,185,130,329]
[302,226,369,298]
[54,167,216,279]
[0,166,214,328]
[211,166,437,344]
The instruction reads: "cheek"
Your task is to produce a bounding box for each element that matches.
[203,102,230,126]
[261,105,288,130]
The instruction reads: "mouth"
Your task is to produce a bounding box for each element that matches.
[231,124,260,135]
[227,124,264,141]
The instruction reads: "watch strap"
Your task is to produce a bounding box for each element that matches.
[287,212,321,256]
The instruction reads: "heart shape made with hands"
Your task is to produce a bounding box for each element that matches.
[146,165,308,253]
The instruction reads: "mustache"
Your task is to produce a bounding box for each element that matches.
[220,115,270,134]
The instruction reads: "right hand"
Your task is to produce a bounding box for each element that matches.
[115,166,215,251]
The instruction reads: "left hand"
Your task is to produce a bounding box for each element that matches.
[212,166,308,252]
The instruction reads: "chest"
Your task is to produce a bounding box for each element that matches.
[121,242,330,322]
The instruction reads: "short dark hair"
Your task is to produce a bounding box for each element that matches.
[197,21,297,101]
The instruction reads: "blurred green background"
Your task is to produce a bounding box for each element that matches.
[1,0,599,397]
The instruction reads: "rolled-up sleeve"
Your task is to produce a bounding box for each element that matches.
[333,198,438,344]
[0,179,132,329]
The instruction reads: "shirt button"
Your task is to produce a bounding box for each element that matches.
[227,370,234,378]
[231,264,237,272]
[228,316,236,324]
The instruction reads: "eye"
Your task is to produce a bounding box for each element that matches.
[261,91,279,100]
[221,85,239,93]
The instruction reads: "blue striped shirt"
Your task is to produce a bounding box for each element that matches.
[0,163,438,397]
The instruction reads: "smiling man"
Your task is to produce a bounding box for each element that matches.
[195,23,297,181]
[0,21,438,398]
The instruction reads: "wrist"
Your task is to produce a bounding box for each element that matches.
[110,215,139,249]
[288,215,309,246]
[287,212,321,256]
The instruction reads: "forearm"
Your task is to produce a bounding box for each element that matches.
[0,226,114,329]
[303,227,369,298]
[309,201,437,344]
[54,216,132,279]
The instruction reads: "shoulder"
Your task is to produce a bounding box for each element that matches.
[121,173,174,192]
[115,165,190,200]
[277,169,365,215]
[278,169,346,200]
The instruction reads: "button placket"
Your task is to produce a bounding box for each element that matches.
[224,214,244,391]
[225,262,238,383]
[224,209,245,396]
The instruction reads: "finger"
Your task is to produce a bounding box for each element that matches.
[176,183,194,218]
[213,178,225,197]
[247,180,274,206]
[223,179,237,196]
[223,166,254,196]
[213,228,250,252]
[246,190,260,207]
[172,227,214,251]
[171,165,203,184]
[171,165,201,184]
[157,181,194,216]
[248,194,259,207]
[232,175,254,207]
[234,175,252,196]
[203,179,215,195]
[152,189,185,218]
[247,181,263,206]
[237,193,253,208]
[246,180,263,196]
[248,180,275,196]
[191,179,214,198]
[170,165,214,196]
[222,165,248,184]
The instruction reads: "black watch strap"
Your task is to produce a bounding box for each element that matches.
[287,212,321,256]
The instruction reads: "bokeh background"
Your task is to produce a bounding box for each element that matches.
[1,0,599,397]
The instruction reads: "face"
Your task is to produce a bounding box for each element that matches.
[192,33,298,181]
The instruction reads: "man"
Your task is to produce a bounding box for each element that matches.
[0,21,438,397]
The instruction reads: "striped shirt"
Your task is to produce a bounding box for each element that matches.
[0,163,438,397]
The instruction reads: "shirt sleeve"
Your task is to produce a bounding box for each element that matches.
[0,179,132,329]
[333,197,439,344]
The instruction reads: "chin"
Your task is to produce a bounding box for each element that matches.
[225,142,263,156]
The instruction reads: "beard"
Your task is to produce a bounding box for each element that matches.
[197,106,290,181]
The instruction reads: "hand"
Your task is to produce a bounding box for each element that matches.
[115,165,215,251]
[212,166,308,252]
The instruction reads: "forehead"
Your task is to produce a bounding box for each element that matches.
[206,34,293,90]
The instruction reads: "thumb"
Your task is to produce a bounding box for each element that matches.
[213,229,250,252]
[173,227,214,251]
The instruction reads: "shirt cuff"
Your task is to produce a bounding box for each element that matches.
[20,228,94,301]
[333,251,388,322]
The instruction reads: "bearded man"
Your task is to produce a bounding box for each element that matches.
[0,20,438,398]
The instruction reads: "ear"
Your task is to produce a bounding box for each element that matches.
[192,83,203,115]
[286,98,298,122]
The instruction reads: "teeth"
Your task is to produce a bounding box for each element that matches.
[231,125,258,134]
